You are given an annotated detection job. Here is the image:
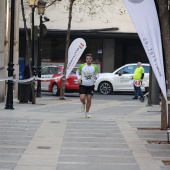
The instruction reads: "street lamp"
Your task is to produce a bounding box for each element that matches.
[37,0,46,15]
[36,0,46,97]
[29,0,38,76]
[5,0,15,109]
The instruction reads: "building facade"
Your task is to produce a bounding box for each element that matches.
[19,0,148,74]
[0,0,149,103]
[0,0,19,103]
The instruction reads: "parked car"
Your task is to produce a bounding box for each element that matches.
[36,65,79,95]
[94,63,150,95]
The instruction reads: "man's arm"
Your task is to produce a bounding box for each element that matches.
[76,64,84,85]
[93,64,99,80]
[141,67,145,80]
[76,69,81,80]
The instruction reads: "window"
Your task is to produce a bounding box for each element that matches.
[41,67,49,75]
[143,66,150,73]
[50,67,61,74]
[70,68,77,75]
[123,65,137,74]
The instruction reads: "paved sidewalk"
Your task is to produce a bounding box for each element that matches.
[0,94,169,170]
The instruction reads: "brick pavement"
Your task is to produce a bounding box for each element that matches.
[0,94,169,170]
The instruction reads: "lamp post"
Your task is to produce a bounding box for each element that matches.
[29,0,38,76]
[5,0,15,109]
[36,0,46,97]
[28,0,38,104]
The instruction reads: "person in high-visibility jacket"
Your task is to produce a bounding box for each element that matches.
[132,62,145,100]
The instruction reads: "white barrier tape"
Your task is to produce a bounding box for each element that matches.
[35,76,62,81]
[0,76,62,83]
[18,76,35,83]
[0,76,14,81]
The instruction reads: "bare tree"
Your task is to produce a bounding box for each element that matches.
[156,0,170,129]
[60,0,75,99]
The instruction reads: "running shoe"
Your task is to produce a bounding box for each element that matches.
[85,112,91,118]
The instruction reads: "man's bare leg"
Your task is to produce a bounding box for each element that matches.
[85,95,92,118]
[80,94,86,104]
[80,94,86,112]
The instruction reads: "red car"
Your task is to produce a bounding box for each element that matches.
[40,65,79,95]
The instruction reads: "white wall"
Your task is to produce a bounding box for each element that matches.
[19,0,136,33]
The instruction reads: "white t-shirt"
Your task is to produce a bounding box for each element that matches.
[76,63,99,86]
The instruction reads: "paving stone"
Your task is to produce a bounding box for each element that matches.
[0,127,38,132]
[136,131,166,134]
[96,106,142,114]
[128,121,160,124]
[0,122,41,126]
[160,166,170,170]
[0,148,25,154]
[58,155,137,164]
[64,133,123,138]
[0,154,21,161]
[137,134,167,139]
[0,141,29,146]
[60,149,133,156]
[150,151,170,157]
[0,162,16,169]
[0,131,37,136]
[32,105,78,112]
[57,163,140,170]
[67,120,116,124]
[66,123,118,127]
[0,136,32,141]
[63,137,126,143]
[65,129,121,134]
[0,118,41,169]
[14,165,57,170]
[145,144,170,150]
[66,126,119,130]
[62,142,129,149]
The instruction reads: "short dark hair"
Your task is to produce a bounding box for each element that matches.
[85,53,93,58]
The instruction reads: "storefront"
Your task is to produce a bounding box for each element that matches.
[19,29,149,73]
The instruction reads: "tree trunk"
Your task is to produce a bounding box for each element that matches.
[60,0,75,99]
[20,0,36,104]
[156,0,170,129]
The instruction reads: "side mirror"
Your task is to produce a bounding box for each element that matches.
[118,70,123,76]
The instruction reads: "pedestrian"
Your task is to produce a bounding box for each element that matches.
[76,53,99,118]
[132,62,145,100]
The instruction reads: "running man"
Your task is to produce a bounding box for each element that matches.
[76,53,99,118]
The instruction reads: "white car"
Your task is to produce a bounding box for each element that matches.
[94,63,150,95]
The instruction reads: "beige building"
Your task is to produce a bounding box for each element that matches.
[0,0,148,103]
[19,0,148,75]
[0,0,19,103]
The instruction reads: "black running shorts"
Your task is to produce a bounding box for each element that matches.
[79,85,94,96]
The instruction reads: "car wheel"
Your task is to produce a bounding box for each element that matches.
[99,81,112,95]
[52,83,60,96]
